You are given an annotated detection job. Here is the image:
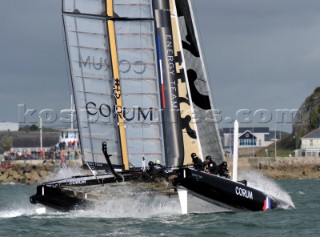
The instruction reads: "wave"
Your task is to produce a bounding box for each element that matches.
[0,208,36,218]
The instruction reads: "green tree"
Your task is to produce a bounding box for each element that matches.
[30,124,39,131]
[2,139,12,151]
[310,109,319,129]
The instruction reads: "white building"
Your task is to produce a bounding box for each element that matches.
[223,127,274,149]
[59,128,79,145]
[295,128,320,157]
[0,122,19,131]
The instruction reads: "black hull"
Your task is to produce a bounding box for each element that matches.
[30,185,91,212]
[173,168,278,211]
[30,172,176,212]
[30,174,120,211]
[30,168,278,213]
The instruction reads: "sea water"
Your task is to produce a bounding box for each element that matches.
[0,177,318,237]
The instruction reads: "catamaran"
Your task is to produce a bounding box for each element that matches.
[30,0,280,213]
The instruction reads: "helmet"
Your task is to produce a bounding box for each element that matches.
[206,156,212,160]
[148,161,154,167]
[191,153,197,158]
[155,160,160,164]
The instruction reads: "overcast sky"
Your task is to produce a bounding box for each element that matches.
[1,0,319,132]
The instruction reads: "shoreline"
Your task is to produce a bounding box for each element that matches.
[226,156,320,180]
[0,160,83,184]
[0,157,320,185]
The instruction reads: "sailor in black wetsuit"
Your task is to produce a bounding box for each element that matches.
[191,153,204,171]
[205,156,218,175]
[147,161,164,177]
[217,161,230,179]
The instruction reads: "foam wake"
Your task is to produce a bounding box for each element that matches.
[238,169,295,209]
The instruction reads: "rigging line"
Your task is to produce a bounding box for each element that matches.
[61,16,72,97]
[64,12,155,21]
[139,0,145,160]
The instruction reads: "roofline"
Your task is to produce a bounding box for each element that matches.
[301,128,320,139]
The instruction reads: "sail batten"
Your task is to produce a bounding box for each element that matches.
[114,3,151,6]
[67,31,155,37]
[69,46,110,51]
[67,30,107,36]
[76,91,113,96]
[73,76,112,81]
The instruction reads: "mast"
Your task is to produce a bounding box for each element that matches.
[232,120,239,182]
[106,0,129,171]
[153,0,184,167]
[39,116,43,152]
[70,94,73,130]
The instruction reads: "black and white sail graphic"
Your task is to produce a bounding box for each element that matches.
[174,0,224,164]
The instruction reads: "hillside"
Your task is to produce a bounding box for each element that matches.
[293,87,320,147]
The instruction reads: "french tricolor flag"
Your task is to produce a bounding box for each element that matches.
[157,36,166,109]
[263,196,271,211]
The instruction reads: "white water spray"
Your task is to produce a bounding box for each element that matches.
[238,170,295,209]
[43,166,88,182]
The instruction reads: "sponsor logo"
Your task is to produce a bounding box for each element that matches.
[191,173,203,180]
[67,180,87,185]
[86,102,154,122]
[235,186,253,200]
[78,56,146,74]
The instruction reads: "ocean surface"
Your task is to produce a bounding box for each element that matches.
[0,176,319,237]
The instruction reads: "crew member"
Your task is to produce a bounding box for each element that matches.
[217,161,230,179]
[191,153,204,171]
[148,161,164,176]
[205,156,218,174]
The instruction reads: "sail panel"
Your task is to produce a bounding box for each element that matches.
[125,140,163,167]
[73,77,113,95]
[122,95,159,108]
[67,33,107,51]
[114,19,165,165]
[65,17,112,80]
[125,124,161,139]
[63,0,105,16]
[64,16,107,35]
[114,0,153,18]
[121,78,158,95]
[63,13,122,167]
